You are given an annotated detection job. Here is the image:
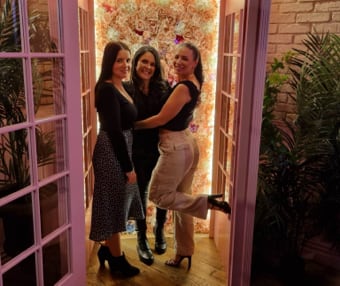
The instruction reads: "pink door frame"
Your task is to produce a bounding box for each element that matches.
[212,1,271,285]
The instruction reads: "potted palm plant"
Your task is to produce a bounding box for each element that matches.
[0,0,56,194]
[288,32,340,252]
[0,0,56,257]
[252,33,340,284]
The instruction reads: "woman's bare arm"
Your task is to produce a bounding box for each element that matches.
[135,84,191,129]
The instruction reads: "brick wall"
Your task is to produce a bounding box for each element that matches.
[267,0,340,121]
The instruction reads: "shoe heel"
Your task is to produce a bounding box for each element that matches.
[165,255,192,271]
[108,252,140,277]
[97,245,109,267]
[186,256,192,271]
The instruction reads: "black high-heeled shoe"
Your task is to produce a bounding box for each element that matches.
[208,194,231,214]
[97,244,111,267]
[108,252,140,277]
[165,255,192,271]
[97,245,140,277]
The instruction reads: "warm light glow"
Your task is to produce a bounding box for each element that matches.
[94,0,220,233]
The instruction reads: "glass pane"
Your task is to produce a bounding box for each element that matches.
[217,167,226,194]
[43,232,69,285]
[226,138,233,174]
[227,99,235,136]
[231,56,238,96]
[0,129,30,198]
[80,53,89,93]
[40,177,68,237]
[0,58,26,126]
[28,0,60,53]
[78,8,88,51]
[82,92,90,133]
[222,56,232,93]
[37,120,66,181]
[84,134,91,172]
[231,143,236,178]
[0,194,34,262]
[0,0,21,52]
[220,95,230,132]
[3,253,36,285]
[218,131,226,164]
[221,136,230,171]
[233,12,240,54]
[33,58,65,119]
[233,101,239,140]
[224,15,233,54]
[224,179,231,201]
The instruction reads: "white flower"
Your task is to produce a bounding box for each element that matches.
[107,28,119,40]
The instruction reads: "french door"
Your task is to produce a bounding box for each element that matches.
[0,0,85,285]
[78,0,97,263]
[211,0,271,285]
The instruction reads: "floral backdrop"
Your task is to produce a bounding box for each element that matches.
[95,0,219,233]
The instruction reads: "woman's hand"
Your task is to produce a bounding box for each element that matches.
[125,170,137,184]
[134,83,191,129]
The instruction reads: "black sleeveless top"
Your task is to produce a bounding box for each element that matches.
[162,80,200,131]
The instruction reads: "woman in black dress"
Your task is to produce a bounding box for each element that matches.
[89,41,144,278]
[127,46,171,266]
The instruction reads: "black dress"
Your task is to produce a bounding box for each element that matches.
[89,82,144,242]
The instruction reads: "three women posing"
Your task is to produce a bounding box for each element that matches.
[90,41,231,278]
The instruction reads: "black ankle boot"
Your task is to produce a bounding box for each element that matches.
[153,224,167,254]
[137,231,154,265]
[108,252,140,277]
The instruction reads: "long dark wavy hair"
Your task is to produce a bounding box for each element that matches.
[130,45,168,93]
[95,41,130,94]
[178,42,204,89]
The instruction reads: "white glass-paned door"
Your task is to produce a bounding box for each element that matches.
[0,0,85,285]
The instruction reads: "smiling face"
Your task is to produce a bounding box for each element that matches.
[173,45,198,78]
[135,51,156,82]
[112,49,131,80]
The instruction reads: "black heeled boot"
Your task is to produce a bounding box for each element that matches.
[208,194,231,214]
[97,246,140,277]
[108,252,140,277]
[137,231,154,265]
[153,223,167,254]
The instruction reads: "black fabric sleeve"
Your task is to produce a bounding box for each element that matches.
[97,84,133,172]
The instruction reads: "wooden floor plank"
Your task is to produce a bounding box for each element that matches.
[87,234,227,285]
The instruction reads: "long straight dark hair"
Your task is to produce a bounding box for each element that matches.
[95,41,130,94]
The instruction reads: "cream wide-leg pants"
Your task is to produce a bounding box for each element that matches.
[148,129,209,256]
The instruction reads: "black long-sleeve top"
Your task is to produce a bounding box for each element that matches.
[95,81,137,172]
[125,81,170,155]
